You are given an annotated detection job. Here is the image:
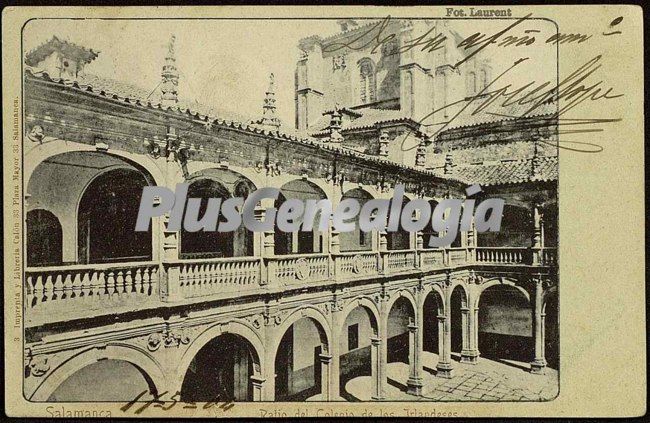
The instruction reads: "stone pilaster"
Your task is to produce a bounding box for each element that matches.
[531,278,547,374]
[406,319,423,395]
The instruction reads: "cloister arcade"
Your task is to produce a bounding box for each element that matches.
[23,137,557,403]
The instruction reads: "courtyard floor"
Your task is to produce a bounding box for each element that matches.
[343,352,558,402]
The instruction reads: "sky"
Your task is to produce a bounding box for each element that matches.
[23,19,341,125]
[23,18,556,127]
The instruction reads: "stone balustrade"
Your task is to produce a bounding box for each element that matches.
[173,256,262,298]
[266,253,331,286]
[25,261,160,326]
[24,247,557,327]
[382,249,418,274]
[333,251,381,280]
[476,247,530,264]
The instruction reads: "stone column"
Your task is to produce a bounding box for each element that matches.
[250,375,266,401]
[460,306,473,363]
[319,352,333,400]
[329,229,341,254]
[406,318,423,395]
[379,230,388,274]
[531,278,547,374]
[531,203,544,265]
[329,307,343,400]
[263,328,277,401]
[436,313,454,378]
[378,302,389,398]
[160,153,182,302]
[467,219,477,263]
[370,336,384,400]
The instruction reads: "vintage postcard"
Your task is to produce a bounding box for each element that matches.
[2,4,645,418]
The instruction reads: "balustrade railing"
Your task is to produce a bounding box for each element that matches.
[476,247,529,264]
[24,246,557,326]
[266,253,330,286]
[447,247,469,265]
[382,249,417,274]
[25,261,160,324]
[542,248,557,266]
[333,251,380,280]
[419,248,445,269]
[172,257,262,298]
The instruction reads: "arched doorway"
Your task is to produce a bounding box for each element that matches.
[478,284,533,364]
[387,196,411,250]
[339,188,374,252]
[422,291,443,365]
[180,178,234,259]
[450,285,468,359]
[26,209,63,266]
[274,180,326,255]
[47,359,157,402]
[78,168,152,264]
[544,290,558,369]
[274,316,329,401]
[181,333,259,402]
[27,151,159,265]
[386,296,415,391]
[338,304,379,400]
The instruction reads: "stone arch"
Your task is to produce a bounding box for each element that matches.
[25,140,165,188]
[175,320,265,393]
[450,282,469,355]
[30,343,166,402]
[339,296,380,335]
[384,290,417,368]
[269,175,332,202]
[271,305,332,401]
[421,284,445,313]
[26,209,62,267]
[384,289,418,319]
[275,178,330,255]
[422,284,446,357]
[184,162,265,191]
[475,278,531,309]
[449,280,469,305]
[475,278,534,363]
[176,320,264,401]
[27,149,160,264]
[271,306,332,360]
[542,284,557,314]
[340,188,375,252]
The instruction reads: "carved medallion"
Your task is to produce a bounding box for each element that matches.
[294,258,311,281]
[352,255,364,274]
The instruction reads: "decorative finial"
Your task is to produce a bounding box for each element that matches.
[160,34,179,108]
[327,105,344,145]
[258,73,281,130]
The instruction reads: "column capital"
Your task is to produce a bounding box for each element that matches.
[250,375,266,385]
[407,323,418,332]
[319,354,333,364]
[370,336,382,346]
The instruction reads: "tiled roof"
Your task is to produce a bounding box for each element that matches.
[442,156,558,186]
[444,97,557,130]
[25,36,99,66]
[25,67,459,183]
[47,71,253,124]
[309,108,415,136]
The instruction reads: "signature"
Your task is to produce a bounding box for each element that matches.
[321,14,621,64]
[120,390,235,415]
[403,55,622,153]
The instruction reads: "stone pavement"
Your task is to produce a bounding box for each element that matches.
[344,351,558,402]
